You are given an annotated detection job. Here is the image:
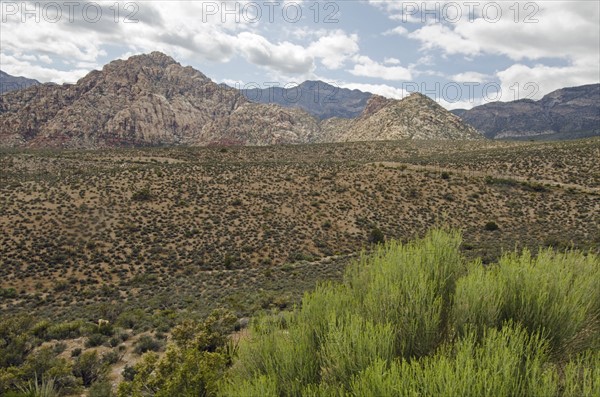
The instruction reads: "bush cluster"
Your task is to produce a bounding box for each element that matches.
[220,229,599,396]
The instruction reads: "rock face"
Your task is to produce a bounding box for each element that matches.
[0,52,318,148]
[319,94,482,142]
[241,80,372,120]
[452,84,600,139]
[0,52,481,148]
[0,71,40,95]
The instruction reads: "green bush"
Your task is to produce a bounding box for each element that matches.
[89,379,114,397]
[131,188,152,202]
[484,221,499,231]
[72,350,106,387]
[45,320,87,341]
[220,229,599,396]
[453,249,600,354]
[0,316,36,368]
[133,335,163,355]
[118,310,237,397]
[85,334,107,348]
[367,227,385,245]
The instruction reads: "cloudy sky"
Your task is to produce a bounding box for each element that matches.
[1,0,599,109]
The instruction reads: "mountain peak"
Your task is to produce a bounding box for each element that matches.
[241,80,373,120]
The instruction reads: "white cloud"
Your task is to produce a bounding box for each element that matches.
[384,57,401,65]
[438,97,487,111]
[349,56,412,81]
[237,32,314,74]
[383,26,408,36]
[0,53,92,83]
[337,82,409,100]
[496,61,600,102]
[451,72,490,84]
[307,31,359,69]
[397,1,599,64]
[408,24,480,56]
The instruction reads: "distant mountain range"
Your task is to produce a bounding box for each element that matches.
[3,57,597,145]
[240,80,372,120]
[0,52,480,148]
[0,70,39,94]
[451,84,600,139]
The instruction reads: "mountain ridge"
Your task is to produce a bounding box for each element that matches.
[452,84,600,139]
[240,80,372,120]
[0,52,482,148]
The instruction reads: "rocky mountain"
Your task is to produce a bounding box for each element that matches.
[0,71,39,94]
[0,52,318,148]
[452,84,600,139]
[241,80,372,120]
[0,52,481,148]
[319,94,482,142]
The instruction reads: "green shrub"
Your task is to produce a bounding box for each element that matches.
[133,335,163,355]
[89,380,114,397]
[72,350,106,387]
[220,229,599,396]
[350,322,557,397]
[453,249,599,354]
[119,310,236,397]
[45,320,86,340]
[0,316,36,368]
[367,227,385,244]
[85,334,107,348]
[484,221,499,231]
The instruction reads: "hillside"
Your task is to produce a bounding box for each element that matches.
[1,138,598,322]
[452,84,600,139]
[0,138,598,395]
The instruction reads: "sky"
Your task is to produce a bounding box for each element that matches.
[1,0,599,109]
